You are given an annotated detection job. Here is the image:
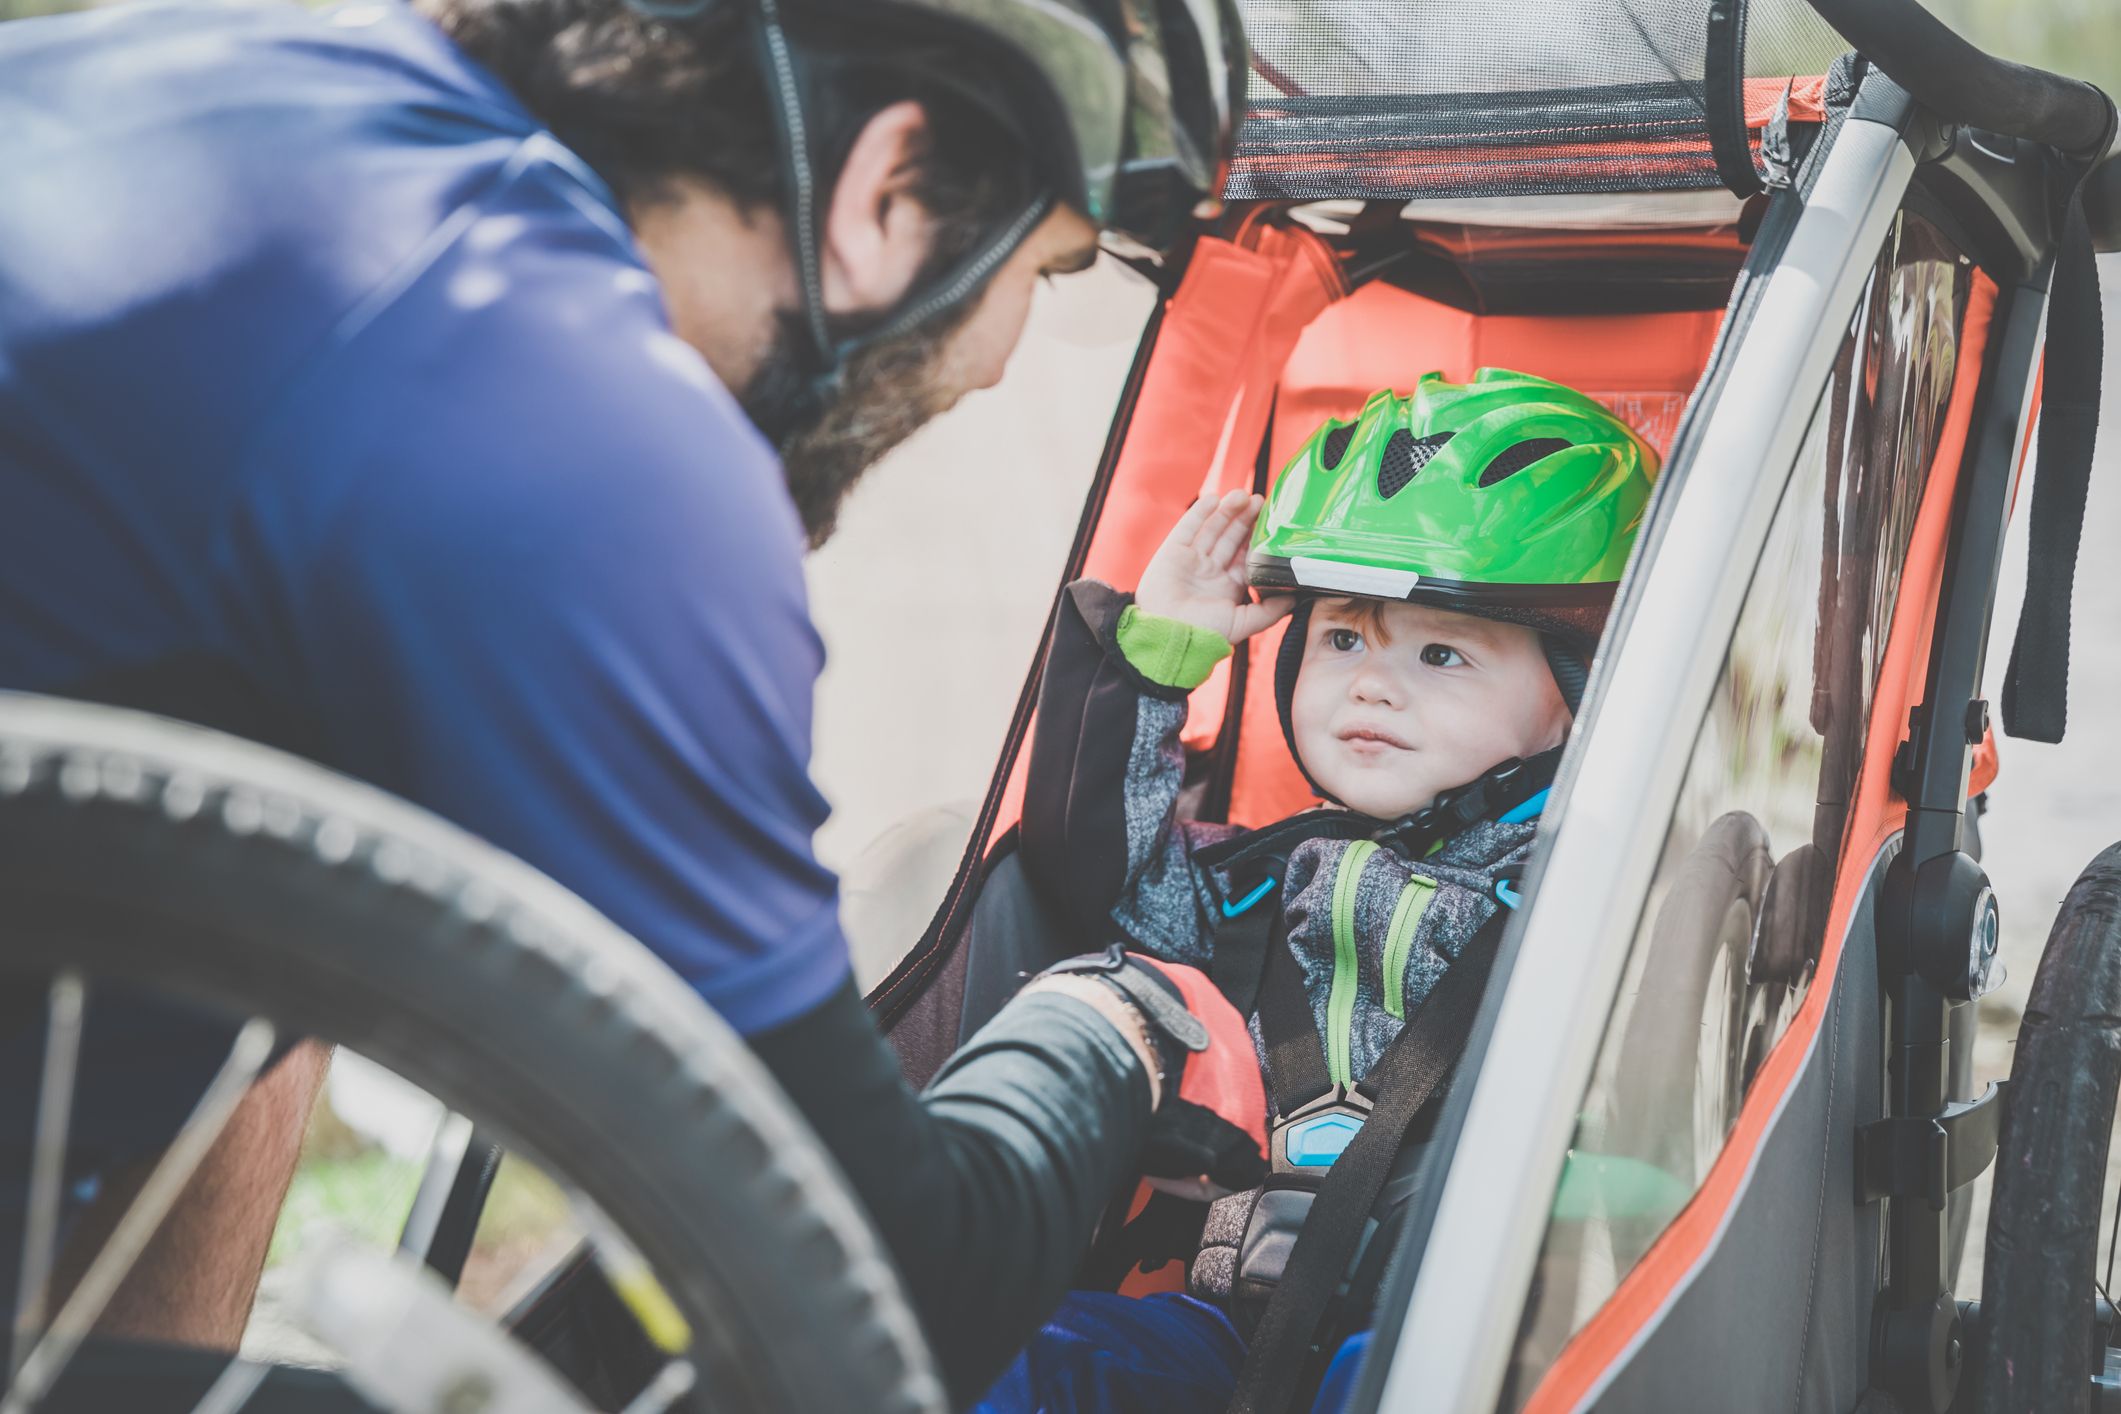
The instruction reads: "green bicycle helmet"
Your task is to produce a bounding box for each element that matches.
[1254,369,1657,739]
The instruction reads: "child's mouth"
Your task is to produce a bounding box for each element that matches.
[1337,725,1412,752]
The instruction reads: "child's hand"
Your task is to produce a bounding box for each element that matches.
[1135,489,1294,643]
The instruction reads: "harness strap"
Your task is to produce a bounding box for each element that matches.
[1226,912,1509,1414]
[1256,924,1332,1118]
[1193,809,1377,879]
[1209,889,1279,1021]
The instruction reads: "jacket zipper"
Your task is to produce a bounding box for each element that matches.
[1326,841,1377,1087]
[1381,877,1438,1020]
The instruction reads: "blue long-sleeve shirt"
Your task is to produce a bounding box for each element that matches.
[0,0,845,1033]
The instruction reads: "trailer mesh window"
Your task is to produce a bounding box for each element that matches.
[1229,0,1849,200]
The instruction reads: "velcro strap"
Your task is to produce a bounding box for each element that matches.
[1044,945,1208,1052]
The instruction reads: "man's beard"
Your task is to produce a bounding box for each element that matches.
[740,303,974,549]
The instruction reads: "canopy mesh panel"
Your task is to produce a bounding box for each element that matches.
[1228,0,1850,200]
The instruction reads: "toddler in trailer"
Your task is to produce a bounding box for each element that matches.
[978,369,1658,1413]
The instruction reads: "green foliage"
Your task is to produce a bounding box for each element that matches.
[1924,0,2121,104]
[265,1149,576,1277]
[266,1150,426,1268]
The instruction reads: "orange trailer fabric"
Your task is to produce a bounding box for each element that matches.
[989,223,1345,837]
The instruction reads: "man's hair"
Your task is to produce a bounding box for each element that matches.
[424,0,1035,285]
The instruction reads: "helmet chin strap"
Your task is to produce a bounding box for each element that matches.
[1367,746,1564,861]
[748,0,1053,428]
[1539,634,1589,714]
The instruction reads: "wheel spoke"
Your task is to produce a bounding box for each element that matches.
[187,1357,269,1414]
[618,1359,698,1414]
[1,1017,277,1414]
[11,972,85,1381]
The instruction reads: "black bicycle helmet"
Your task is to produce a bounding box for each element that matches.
[729,0,1249,402]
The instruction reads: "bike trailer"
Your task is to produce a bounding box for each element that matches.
[859,0,2121,1409]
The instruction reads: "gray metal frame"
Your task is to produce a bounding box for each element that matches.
[1379,109,1922,1414]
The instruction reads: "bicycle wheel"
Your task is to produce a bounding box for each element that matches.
[0,692,943,1414]
[1605,811,1773,1182]
[1979,841,2121,1414]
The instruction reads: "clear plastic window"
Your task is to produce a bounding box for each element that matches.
[804,260,1156,988]
[1503,213,1973,1402]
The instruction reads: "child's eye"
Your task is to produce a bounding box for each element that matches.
[1420,643,1465,668]
[1326,628,1363,653]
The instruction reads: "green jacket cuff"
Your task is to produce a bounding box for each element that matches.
[1115,605,1233,690]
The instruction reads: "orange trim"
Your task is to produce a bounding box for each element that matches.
[2010,357,2043,519]
[1520,270,2000,1413]
[1112,1181,1189,1296]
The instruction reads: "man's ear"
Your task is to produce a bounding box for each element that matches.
[819,100,936,317]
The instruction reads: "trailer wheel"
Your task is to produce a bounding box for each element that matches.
[1979,842,2121,1414]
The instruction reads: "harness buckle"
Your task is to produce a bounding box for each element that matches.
[1271,1084,1374,1174]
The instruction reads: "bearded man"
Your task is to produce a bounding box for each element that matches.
[0,0,1269,1404]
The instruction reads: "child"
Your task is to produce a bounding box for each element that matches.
[986,369,1658,1412]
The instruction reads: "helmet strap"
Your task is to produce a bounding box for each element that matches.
[1272,598,1336,803]
[1370,747,1564,860]
[746,0,1053,428]
[1540,634,1589,715]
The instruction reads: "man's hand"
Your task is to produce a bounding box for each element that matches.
[1134,488,1294,644]
[1023,948,1267,1198]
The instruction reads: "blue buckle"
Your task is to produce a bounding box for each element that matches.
[1221,877,1277,918]
[1282,1111,1364,1167]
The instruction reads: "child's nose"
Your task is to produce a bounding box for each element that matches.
[1350,667,1403,707]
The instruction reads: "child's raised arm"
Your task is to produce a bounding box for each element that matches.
[1019,492,1287,962]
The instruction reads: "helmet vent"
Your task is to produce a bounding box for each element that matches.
[1321,423,1357,469]
[1377,431,1454,498]
[1478,438,1571,487]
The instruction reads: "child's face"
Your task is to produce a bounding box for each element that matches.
[1289,598,1573,819]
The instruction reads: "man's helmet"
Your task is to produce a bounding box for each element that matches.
[861,0,1249,255]
[734,0,1249,401]
[1250,369,1659,714]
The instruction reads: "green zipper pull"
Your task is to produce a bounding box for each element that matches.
[1381,876,1438,1020]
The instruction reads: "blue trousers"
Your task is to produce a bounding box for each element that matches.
[977,1289,1371,1414]
[975,1292,1243,1414]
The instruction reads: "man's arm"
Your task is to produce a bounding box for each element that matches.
[238,221,1168,1401]
[752,980,1153,1401]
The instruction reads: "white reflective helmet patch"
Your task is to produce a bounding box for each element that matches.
[1288,557,1421,600]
